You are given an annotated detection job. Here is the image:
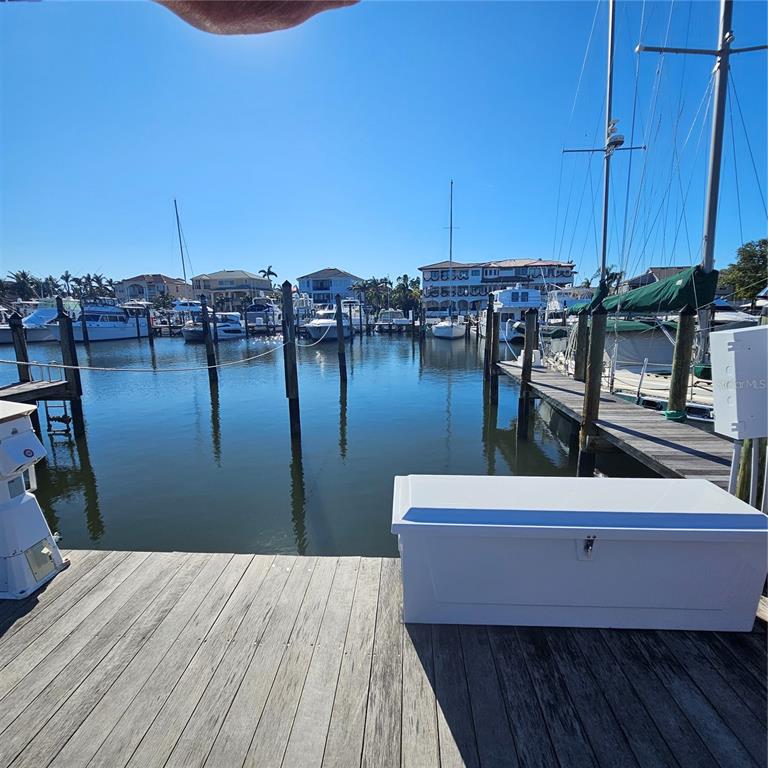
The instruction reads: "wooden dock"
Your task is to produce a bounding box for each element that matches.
[0,380,72,405]
[0,550,765,768]
[498,362,734,488]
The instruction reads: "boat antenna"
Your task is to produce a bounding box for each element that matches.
[174,198,187,282]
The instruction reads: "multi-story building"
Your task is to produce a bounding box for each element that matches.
[296,268,363,307]
[191,270,273,310]
[418,258,576,314]
[114,274,193,303]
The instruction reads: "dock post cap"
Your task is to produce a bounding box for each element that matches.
[524,307,538,316]
[55,296,66,317]
[679,304,697,316]
[8,311,23,325]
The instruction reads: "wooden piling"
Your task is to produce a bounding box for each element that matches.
[573,309,589,382]
[483,293,494,382]
[516,307,538,440]
[281,281,301,440]
[9,312,31,383]
[200,296,218,385]
[145,305,155,349]
[335,294,347,383]
[419,306,426,341]
[347,306,354,345]
[665,304,696,421]
[490,310,501,405]
[243,301,250,339]
[576,303,607,477]
[358,301,364,336]
[79,299,91,345]
[56,297,85,438]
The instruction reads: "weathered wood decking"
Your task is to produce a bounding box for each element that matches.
[498,362,733,488]
[0,550,765,767]
[0,379,72,404]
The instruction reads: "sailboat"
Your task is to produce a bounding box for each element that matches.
[432,180,465,340]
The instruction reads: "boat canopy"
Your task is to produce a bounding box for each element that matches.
[568,266,719,315]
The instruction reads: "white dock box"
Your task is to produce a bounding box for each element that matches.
[392,476,768,631]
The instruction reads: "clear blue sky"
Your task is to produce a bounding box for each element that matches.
[1,0,766,286]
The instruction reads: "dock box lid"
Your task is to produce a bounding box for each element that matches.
[392,476,768,534]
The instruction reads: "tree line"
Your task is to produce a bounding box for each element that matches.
[350,275,422,316]
[4,270,117,302]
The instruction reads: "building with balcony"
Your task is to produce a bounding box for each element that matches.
[191,270,273,310]
[114,274,193,304]
[296,268,363,307]
[418,258,576,314]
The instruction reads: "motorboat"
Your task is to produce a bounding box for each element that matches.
[305,308,352,341]
[431,318,465,339]
[544,287,594,325]
[182,312,245,342]
[0,298,81,344]
[245,299,282,333]
[375,309,411,333]
[478,284,543,344]
[50,299,149,342]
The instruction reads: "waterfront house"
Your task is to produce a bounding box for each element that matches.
[191,270,273,310]
[296,268,363,307]
[114,274,193,304]
[418,258,576,314]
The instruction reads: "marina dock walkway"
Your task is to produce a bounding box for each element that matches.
[498,362,733,488]
[0,550,765,767]
[0,379,71,405]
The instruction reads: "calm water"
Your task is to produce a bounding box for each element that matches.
[1,333,579,556]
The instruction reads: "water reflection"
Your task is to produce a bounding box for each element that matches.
[210,378,221,467]
[38,429,104,542]
[339,379,348,461]
[289,437,307,555]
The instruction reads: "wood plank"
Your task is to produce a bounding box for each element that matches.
[85,554,247,768]
[0,553,189,768]
[125,554,274,768]
[0,550,129,655]
[243,558,340,768]
[203,558,317,768]
[713,631,768,687]
[322,557,382,768]
[515,627,596,768]
[570,629,677,768]
[658,631,766,765]
[630,631,757,766]
[281,558,359,768]
[401,623,439,768]
[361,557,403,768]
[162,555,295,768]
[0,552,148,701]
[50,553,230,768]
[459,625,518,768]
[0,550,107,635]
[545,628,638,768]
[432,624,480,768]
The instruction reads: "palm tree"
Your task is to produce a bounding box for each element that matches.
[60,271,73,295]
[105,278,116,297]
[92,273,106,296]
[392,274,422,315]
[44,275,61,297]
[70,277,83,298]
[7,270,39,300]
[259,266,278,280]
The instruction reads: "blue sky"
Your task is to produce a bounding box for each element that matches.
[1,0,766,286]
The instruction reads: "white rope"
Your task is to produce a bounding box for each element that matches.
[295,324,333,346]
[0,342,287,374]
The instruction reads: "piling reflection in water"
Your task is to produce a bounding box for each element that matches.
[210,379,221,467]
[289,437,307,555]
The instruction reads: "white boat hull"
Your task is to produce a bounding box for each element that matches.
[0,325,57,344]
[431,321,464,339]
[305,322,351,341]
[51,319,150,342]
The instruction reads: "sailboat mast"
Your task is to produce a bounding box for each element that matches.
[700,0,733,273]
[174,198,187,283]
[598,0,617,286]
[449,179,454,320]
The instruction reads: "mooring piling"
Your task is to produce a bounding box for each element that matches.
[77,299,90,346]
[516,307,538,440]
[483,293,494,382]
[490,310,501,404]
[56,297,85,438]
[664,304,696,421]
[145,305,155,350]
[573,308,589,382]
[281,281,301,440]
[9,313,30,384]
[576,303,607,477]
[243,300,250,339]
[335,294,347,383]
[200,296,218,385]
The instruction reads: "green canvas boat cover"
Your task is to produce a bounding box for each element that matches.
[569,265,719,315]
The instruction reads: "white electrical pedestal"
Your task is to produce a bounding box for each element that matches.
[0,401,69,600]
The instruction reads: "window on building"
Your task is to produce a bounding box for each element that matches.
[471,269,480,276]
[430,270,439,280]
[509,292,519,302]
[440,270,449,280]
[521,292,528,302]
